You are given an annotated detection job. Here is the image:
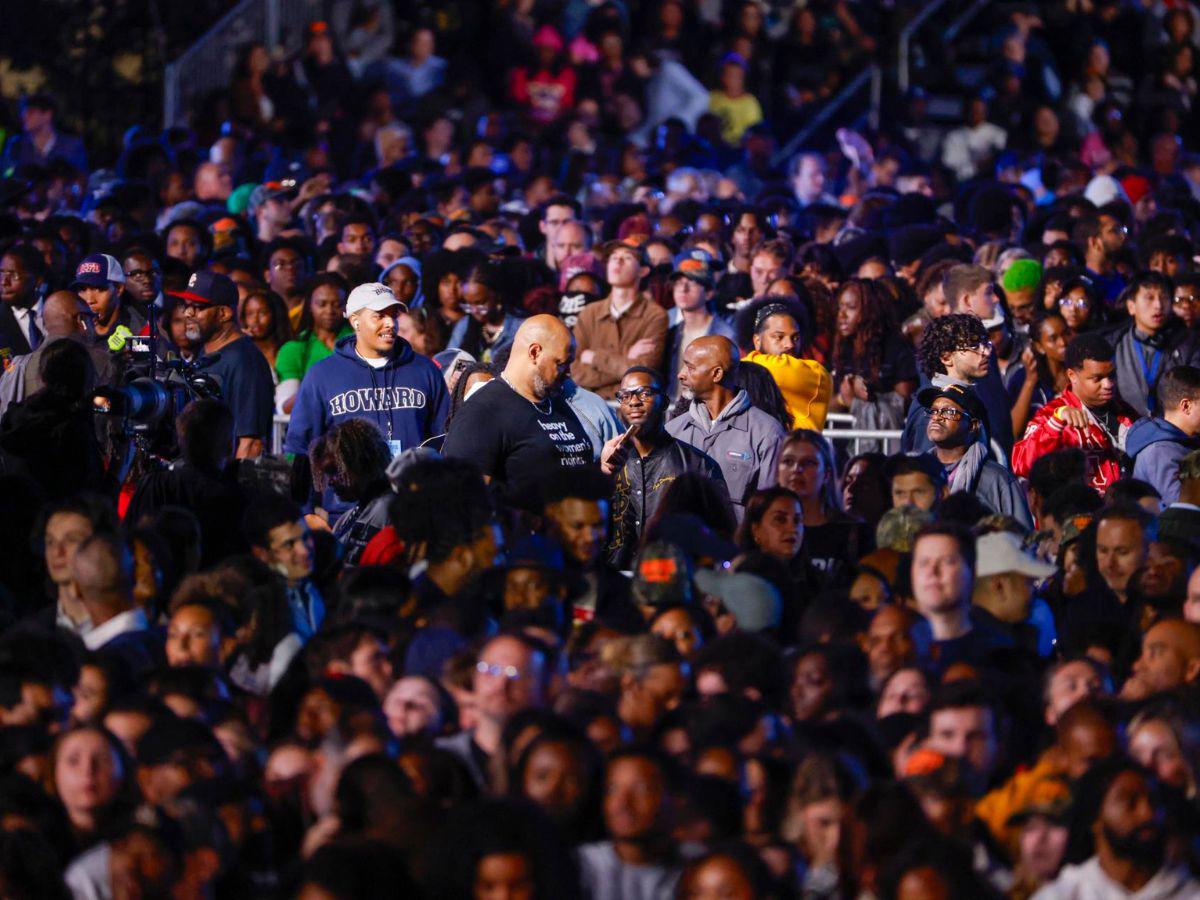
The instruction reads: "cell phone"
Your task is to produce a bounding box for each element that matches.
[624,422,639,439]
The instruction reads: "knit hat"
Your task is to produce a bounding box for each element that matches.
[632,542,694,609]
[226,183,257,216]
[1001,258,1042,294]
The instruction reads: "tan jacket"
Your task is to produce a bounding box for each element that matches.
[570,293,668,398]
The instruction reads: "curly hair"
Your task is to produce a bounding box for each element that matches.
[916,313,988,377]
[309,417,392,495]
[831,278,890,381]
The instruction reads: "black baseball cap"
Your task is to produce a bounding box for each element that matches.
[917,383,987,422]
[168,269,238,308]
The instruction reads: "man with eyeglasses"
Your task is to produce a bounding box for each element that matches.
[904,313,1013,463]
[121,249,162,327]
[170,270,274,459]
[436,634,547,788]
[263,238,310,314]
[0,244,48,362]
[245,494,324,650]
[1013,333,1136,496]
[918,384,1032,529]
[601,366,728,569]
[1173,275,1200,330]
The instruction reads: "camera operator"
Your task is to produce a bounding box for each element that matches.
[170,270,274,459]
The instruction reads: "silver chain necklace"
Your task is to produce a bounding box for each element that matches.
[500,373,552,415]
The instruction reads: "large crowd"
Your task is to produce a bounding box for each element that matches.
[6,1,1200,898]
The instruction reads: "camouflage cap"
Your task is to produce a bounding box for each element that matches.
[875,505,933,553]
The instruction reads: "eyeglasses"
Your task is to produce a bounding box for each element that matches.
[929,407,971,422]
[615,386,659,404]
[124,268,159,280]
[1176,295,1198,306]
[956,342,992,355]
[476,661,523,680]
[272,258,305,270]
[1059,298,1090,310]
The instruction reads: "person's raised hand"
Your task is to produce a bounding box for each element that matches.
[1021,345,1038,377]
[837,374,856,408]
[600,428,634,475]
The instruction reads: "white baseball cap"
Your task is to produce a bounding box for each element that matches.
[975,531,1055,580]
[346,282,405,317]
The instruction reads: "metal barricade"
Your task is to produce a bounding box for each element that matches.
[271,411,902,457]
[272,413,289,456]
[822,413,902,455]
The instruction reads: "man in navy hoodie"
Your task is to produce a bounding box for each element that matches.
[285,282,448,462]
[1128,365,1200,504]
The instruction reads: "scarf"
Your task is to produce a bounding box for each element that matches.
[947,440,988,495]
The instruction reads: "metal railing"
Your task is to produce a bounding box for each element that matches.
[772,65,881,168]
[822,413,902,455]
[163,0,323,126]
[270,411,901,458]
[899,0,995,95]
[898,0,955,94]
[944,0,994,44]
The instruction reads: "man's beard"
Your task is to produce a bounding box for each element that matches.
[532,371,562,400]
[679,386,694,401]
[1104,823,1166,870]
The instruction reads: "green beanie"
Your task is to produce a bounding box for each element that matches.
[226,183,257,217]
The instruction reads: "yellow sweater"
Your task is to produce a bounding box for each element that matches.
[743,352,832,431]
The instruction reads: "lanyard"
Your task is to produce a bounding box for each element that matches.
[1140,346,1163,412]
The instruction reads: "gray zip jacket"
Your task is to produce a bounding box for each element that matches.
[666,389,785,519]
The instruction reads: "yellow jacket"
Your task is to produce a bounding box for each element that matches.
[743,352,832,431]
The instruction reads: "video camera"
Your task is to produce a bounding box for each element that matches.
[90,320,223,480]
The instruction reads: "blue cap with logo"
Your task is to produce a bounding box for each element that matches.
[72,253,125,290]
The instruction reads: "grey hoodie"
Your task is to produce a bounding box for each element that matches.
[666,389,785,519]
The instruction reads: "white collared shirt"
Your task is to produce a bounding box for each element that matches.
[55,602,92,638]
[83,607,149,651]
[11,298,43,343]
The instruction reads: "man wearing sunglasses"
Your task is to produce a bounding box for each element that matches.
[600,366,728,569]
[918,384,1032,530]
